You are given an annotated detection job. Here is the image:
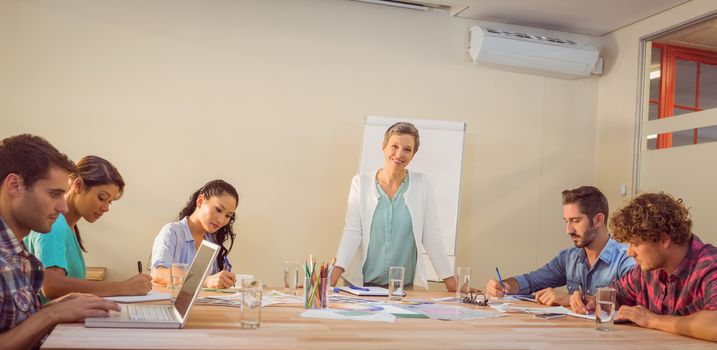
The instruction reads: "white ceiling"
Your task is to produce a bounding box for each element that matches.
[374,0,693,36]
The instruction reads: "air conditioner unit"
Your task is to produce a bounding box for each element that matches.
[468,26,600,78]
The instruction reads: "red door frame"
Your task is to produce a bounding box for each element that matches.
[654,44,717,149]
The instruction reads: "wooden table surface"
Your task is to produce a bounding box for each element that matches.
[41,288,716,350]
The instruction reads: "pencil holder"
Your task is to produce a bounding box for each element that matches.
[303,276,329,309]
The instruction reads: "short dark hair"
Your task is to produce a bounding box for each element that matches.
[610,192,692,245]
[382,122,420,153]
[562,186,609,226]
[0,134,76,188]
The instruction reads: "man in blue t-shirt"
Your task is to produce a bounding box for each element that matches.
[485,186,635,306]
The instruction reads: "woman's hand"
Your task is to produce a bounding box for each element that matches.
[205,270,237,289]
[121,274,153,295]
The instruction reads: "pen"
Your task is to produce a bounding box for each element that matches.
[348,284,370,292]
[223,256,232,272]
[495,267,506,291]
[578,283,588,315]
[137,261,142,274]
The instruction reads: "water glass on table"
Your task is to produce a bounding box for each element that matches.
[596,287,616,331]
[456,266,471,299]
[169,263,189,302]
[284,260,302,296]
[388,266,405,302]
[241,279,263,328]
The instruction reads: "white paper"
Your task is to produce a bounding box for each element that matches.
[104,291,170,303]
[300,309,396,323]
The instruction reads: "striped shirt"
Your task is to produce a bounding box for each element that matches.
[611,235,717,315]
[0,218,44,332]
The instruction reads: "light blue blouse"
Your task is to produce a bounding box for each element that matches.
[151,217,219,275]
[362,174,417,286]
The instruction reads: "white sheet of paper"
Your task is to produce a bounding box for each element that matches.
[104,291,170,303]
[300,309,396,323]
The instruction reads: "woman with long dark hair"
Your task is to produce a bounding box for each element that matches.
[25,155,152,301]
[150,179,238,289]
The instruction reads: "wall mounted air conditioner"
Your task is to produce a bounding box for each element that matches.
[468,26,601,78]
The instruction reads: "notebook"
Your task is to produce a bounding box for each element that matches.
[85,240,220,329]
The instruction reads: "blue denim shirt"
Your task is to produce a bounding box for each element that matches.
[514,237,635,296]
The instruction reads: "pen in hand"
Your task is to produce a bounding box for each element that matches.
[223,256,232,272]
[137,261,142,274]
[495,267,506,294]
[578,283,588,315]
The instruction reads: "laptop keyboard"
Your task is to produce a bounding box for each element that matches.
[127,305,175,321]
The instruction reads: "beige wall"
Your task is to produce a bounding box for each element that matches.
[596,0,717,245]
[1,0,600,288]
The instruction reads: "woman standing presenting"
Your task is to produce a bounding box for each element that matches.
[331,122,456,291]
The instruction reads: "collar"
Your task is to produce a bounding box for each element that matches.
[669,235,703,281]
[179,217,196,243]
[0,217,28,257]
[579,236,621,265]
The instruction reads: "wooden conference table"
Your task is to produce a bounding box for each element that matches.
[42,288,715,350]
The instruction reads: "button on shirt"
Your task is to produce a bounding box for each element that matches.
[363,175,417,286]
[0,218,43,332]
[514,237,635,296]
[611,235,717,315]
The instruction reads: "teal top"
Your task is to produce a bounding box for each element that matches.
[24,214,86,301]
[362,174,417,286]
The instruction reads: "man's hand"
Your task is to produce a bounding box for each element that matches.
[534,288,570,306]
[569,291,595,314]
[44,293,120,323]
[485,278,510,297]
[616,305,657,328]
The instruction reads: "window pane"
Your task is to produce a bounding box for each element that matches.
[648,103,659,120]
[674,107,696,116]
[671,129,696,147]
[648,124,717,150]
[699,62,717,110]
[675,59,698,108]
[697,125,717,144]
[649,47,662,101]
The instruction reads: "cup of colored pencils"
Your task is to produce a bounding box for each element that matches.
[303,255,334,309]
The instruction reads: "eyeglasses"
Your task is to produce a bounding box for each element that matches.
[462,292,488,306]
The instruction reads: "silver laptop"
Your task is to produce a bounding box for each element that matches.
[85,240,220,329]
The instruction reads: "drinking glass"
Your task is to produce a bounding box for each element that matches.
[169,263,189,302]
[388,266,405,302]
[456,267,471,299]
[595,287,616,331]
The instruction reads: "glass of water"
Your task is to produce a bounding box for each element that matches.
[388,266,405,302]
[595,287,616,331]
[169,263,189,302]
[283,261,301,296]
[241,288,262,328]
[456,267,471,299]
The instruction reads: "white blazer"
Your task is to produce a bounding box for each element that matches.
[335,169,453,289]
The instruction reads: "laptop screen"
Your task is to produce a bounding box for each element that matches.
[173,241,218,319]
